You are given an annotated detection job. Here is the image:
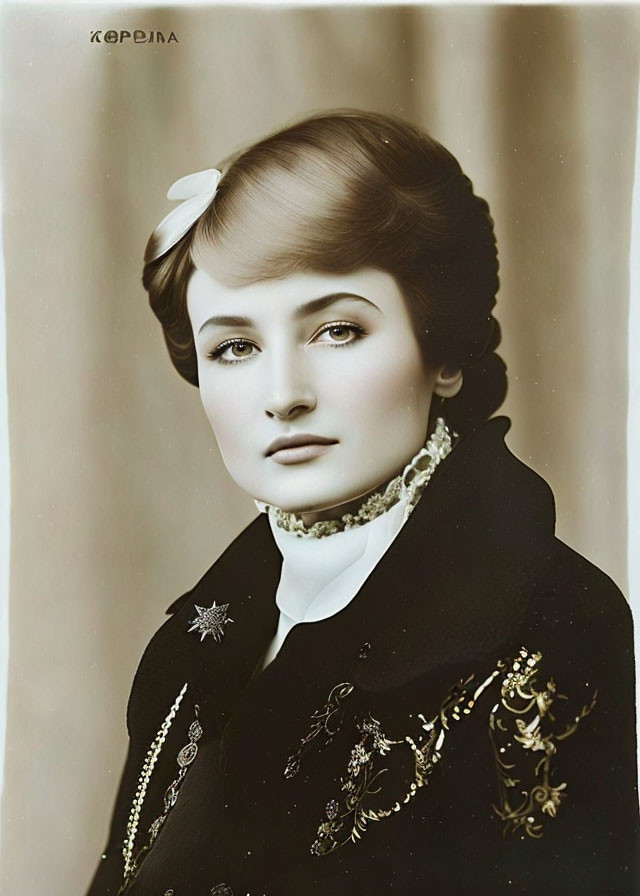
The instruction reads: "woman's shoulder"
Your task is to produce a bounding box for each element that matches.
[130,512,275,681]
[523,536,633,668]
[124,512,280,736]
[355,497,632,735]
[423,415,631,653]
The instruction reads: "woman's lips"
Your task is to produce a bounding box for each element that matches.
[266,434,338,465]
[269,443,335,465]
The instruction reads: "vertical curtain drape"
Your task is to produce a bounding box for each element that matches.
[1,5,638,893]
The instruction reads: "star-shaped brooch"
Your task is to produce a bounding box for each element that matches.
[187,601,234,643]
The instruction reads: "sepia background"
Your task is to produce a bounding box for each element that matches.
[1,4,639,894]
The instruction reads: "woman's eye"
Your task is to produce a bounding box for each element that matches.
[207,339,259,364]
[312,322,365,346]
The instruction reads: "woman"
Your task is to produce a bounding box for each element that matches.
[87,111,639,895]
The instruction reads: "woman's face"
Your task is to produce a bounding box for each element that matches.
[187,266,442,519]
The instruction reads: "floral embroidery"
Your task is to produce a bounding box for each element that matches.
[284,682,354,779]
[309,647,596,855]
[310,667,502,855]
[489,647,597,838]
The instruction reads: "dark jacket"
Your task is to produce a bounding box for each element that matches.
[87,417,639,896]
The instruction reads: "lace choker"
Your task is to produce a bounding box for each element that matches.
[256,417,455,539]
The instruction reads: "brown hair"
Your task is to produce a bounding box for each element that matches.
[142,110,506,432]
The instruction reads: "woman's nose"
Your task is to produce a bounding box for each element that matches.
[264,351,317,420]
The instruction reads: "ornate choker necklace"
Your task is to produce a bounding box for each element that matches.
[256,417,455,539]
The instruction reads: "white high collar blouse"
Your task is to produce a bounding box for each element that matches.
[262,497,411,667]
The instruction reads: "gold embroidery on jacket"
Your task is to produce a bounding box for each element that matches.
[310,667,501,855]
[284,682,355,779]
[310,647,597,856]
[489,647,597,838]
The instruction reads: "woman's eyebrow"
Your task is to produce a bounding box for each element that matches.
[198,293,380,335]
[294,292,381,318]
[199,314,252,334]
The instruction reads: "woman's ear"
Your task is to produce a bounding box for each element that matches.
[433,365,463,399]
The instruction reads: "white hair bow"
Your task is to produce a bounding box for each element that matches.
[145,167,222,263]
